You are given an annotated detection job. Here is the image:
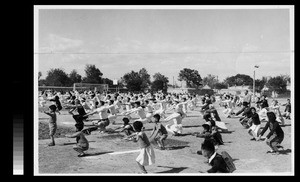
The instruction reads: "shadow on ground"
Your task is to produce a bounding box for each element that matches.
[279,149,291,155]
[166,145,190,150]
[84,151,114,156]
[156,166,188,173]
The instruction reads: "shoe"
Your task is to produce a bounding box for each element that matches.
[266,150,275,154]
[196,150,202,155]
[48,143,55,146]
[78,153,86,157]
[250,138,256,141]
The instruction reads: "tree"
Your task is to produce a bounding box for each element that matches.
[69,69,82,86]
[249,79,267,93]
[178,68,202,88]
[38,71,42,80]
[215,82,228,90]
[151,72,169,92]
[122,71,143,92]
[82,64,103,84]
[224,74,253,87]
[266,76,287,94]
[138,68,151,91]
[202,74,218,89]
[45,68,71,86]
[102,78,114,87]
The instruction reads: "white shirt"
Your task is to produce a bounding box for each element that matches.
[208,152,217,164]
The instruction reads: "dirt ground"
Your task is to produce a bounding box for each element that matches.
[37,98,293,175]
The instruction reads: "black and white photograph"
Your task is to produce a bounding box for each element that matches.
[34,5,294,175]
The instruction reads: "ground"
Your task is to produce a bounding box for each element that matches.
[37,98,292,175]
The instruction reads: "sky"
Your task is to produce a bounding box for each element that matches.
[35,6,293,83]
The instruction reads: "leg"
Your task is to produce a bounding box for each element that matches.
[235,106,246,116]
[49,135,55,146]
[136,162,147,173]
[73,146,86,157]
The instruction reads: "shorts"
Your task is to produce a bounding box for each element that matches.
[73,144,89,151]
[268,134,284,147]
[75,122,84,131]
[49,123,57,136]
[97,118,110,129]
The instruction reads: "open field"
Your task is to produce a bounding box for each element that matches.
[37,98,292,175]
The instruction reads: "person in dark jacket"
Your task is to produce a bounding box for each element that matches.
[239,106,252,128]
[258,111,284,155]
[201,139,229,173]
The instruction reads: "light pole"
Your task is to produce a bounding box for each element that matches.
[253,65,259,97]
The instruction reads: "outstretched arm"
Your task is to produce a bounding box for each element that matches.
[65,131,82,138]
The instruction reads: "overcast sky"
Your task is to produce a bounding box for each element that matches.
[36,6,293,83]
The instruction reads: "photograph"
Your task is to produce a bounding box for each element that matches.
[33,5,294,175]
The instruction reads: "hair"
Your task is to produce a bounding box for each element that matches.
[135,101,141,106]
[153,114,161,121]
[122,117,130,124]
[202,124,210,130]
[49,105,57,112]
[99,101,105,106]
[201,139,215,153]
[133,121,143,132]
[250,107,256,112]
[267,112,277,123]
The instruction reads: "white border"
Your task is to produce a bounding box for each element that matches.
[34,5,294,176]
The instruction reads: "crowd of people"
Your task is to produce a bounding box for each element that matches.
[39,88,291,174]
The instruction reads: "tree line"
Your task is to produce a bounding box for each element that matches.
[39,64,290,94]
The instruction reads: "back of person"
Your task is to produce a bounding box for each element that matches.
[208,153,229,173]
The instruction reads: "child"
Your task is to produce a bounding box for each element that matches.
[282,99,291,120]
[247,107,261,141]
[149,114,168,150]
[49,95,63,114]
[194,123,224,147]
[67,99,88,132]
[257,112,284,155]
[269,100,285,125]
[201,139,230,173]
[65,128,90,157]
[129,121,155,174]
[114,117,135,136]
[43,105,57,146]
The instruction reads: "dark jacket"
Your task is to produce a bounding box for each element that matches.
[260,121,284,139]
[207,153,229,173]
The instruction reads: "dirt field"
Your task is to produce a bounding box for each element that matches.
[37,98,293,175]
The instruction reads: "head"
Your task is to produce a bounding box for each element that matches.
[201,139,215,159]
[245,90,248,95]
[49,105,57,112]
[250,107,256,114]
[75,99,81,105]
[122,117,130,125]
[202,124,210,132]
[109,100,114,105]
[134,101,141,108]
[133,121,143,132]
[208,104,214,109]
[153,114,161,123]
[99,100,105,106]
[267,112,277,123]
[287,98,290,103]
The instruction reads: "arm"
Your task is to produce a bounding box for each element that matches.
[65,131,82,138]
[258,122,269,138]
[83,109,98,117]
[266,122,279,139]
